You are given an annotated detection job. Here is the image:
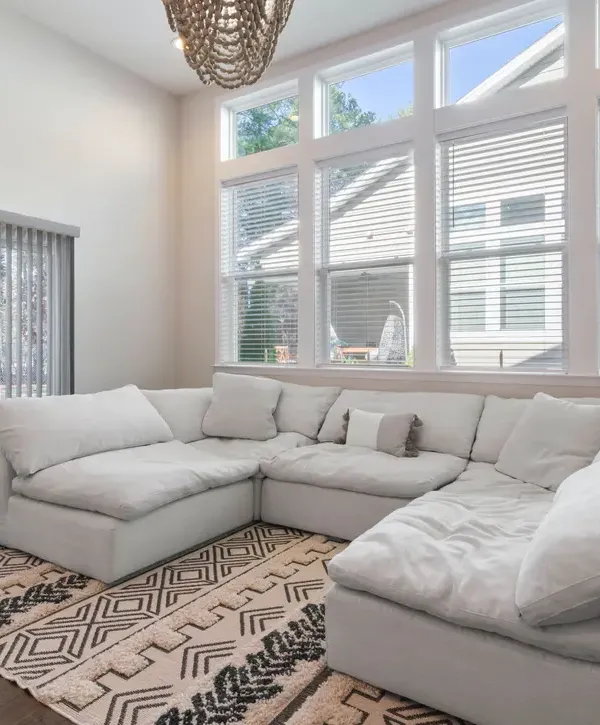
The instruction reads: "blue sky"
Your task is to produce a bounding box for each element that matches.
[336,16,562,116]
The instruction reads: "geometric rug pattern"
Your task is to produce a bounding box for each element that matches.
[0,524,470,725]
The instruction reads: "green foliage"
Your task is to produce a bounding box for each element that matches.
[328,83,377,134]
[239,280,278,362]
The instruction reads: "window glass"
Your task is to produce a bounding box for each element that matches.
[328,60,413,135]
[438,120,567,371]
[220,174,299,364]
[446,15,564,105]
[236,96,298,158]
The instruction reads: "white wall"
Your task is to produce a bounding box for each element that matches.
[0,8,179,393]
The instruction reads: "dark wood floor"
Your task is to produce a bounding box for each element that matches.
[0,676,71,725]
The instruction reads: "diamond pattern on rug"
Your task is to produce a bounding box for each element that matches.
[0,523,473,725]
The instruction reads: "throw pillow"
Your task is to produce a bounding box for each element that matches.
[516,463,600,626]
[202,373,282,441]
[343,408,422,457]
[495,392,600,491]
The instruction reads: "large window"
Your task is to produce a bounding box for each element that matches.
[0,218,74,397]
[316,150,415,366]
[217,0,600,379]
[438,119,567,371]
[219,174,299,364]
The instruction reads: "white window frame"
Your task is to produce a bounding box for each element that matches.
[213,0,600,386]
[315,143,415,366]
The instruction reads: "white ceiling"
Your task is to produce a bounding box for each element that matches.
[6,0,448,95]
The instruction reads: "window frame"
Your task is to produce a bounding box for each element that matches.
[315,143,415,366]
[213,0,600,383]
[439,0,566,107]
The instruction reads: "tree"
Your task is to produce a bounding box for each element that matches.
[239,279,278,362]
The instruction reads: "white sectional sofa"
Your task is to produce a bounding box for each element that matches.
[1,374,600,725]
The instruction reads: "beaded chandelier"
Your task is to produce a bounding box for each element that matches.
[163,0,296,89]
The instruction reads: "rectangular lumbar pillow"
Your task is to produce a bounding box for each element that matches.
[142,388,212,443]
[0,385,173,476]
[274,382,341,439]
[344,408,422,457]
[516,463,600,626]
[495,392,600,491]
[202,373,282,441]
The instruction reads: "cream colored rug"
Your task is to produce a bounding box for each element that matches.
[0,524,469,725]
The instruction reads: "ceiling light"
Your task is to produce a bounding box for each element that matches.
[171,35,186,51]
[162,0,296,90]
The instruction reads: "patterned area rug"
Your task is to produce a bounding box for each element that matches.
[0,524,470,725]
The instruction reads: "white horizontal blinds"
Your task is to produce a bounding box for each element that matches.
[220,173,299,364]
[316,150,415,366]
[0,222,73,397]
[438,119,567,371]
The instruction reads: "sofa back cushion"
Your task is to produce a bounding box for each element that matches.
[142,388,212,443]
[471,396,530,464]
[473,395,600,465]
[274,382,341,439]
[0,385,173,476]
[516,462,600,626]
[495,393,600,491]
[202,373,282,441]
[318,390,484,458]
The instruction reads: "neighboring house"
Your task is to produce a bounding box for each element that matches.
[234,23,565,368]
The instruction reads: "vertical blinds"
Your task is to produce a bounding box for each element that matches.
[438,119,567,371]
[316,151,415,365]
[0,223,73,397]
[220,173,299,364]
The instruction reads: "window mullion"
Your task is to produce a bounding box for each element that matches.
[413,31,438,372]
[565,0,599,375]
[297,71,316,368]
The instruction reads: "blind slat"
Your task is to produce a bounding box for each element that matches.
[316,150,415,366]
[438,119,567,371]
[220,174,299,364]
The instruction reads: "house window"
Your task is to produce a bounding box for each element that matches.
[500,194,546,226]
[450,291,486,331]
[316,148,415,366]
[443,11,564,105]
[234,95,299,158]
[438,118,567,371]
[501,288,545,330]
[220,174,298,364]
[324,53,413,136]
[0,219,74,397]
[452,203,486,228]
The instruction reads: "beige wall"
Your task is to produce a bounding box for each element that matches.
[0,9,179,393]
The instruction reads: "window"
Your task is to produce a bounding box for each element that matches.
[438,119,567,371]
[220,174,299,364]
[452,203,486,228]
[324,54,413,136]
[444,13,564,105]
[316,149,415,366]
[235,96,299,158]
[0,219,74,397]
[501,194,545,226]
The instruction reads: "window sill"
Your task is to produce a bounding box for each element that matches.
[214,363,600,390]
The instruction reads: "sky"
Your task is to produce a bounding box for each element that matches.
[337,15,562,118]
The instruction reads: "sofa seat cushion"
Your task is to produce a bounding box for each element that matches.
[189,432,313,469]
[327,488,600,664]
[260,443,467,498]
[445,462,550,500]
[12,441,258,521]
